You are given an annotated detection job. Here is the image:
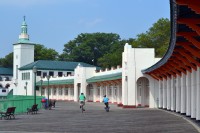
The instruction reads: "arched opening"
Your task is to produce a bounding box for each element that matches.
[137,77,149,107]
[86,84,93,102]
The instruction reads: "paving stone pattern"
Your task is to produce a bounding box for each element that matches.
[0,101,198,133]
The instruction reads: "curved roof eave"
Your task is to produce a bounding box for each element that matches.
[142,0,177,74]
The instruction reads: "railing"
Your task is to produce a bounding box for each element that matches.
[0,96,43,114]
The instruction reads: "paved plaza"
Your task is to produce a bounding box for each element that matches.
[0,101,199,133]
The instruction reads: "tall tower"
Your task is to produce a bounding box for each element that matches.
[13,16,35,86]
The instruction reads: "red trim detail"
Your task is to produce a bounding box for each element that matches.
[95,101,100,102]
[87,100,93,102]
[123,105,136,108]
[117,103,123,107]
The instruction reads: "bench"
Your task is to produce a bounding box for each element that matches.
[27,104,38,114]
[0,107,16,120]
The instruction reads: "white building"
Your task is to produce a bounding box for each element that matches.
[0,17,160,108]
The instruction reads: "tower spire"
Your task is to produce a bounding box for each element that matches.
[18,16,29,43]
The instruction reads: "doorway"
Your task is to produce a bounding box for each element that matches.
[137,77,149,107]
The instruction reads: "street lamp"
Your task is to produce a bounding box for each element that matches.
[46,75,50,106]
[40,78,43,96]
[33,66,37,105]
[25,81,28,96]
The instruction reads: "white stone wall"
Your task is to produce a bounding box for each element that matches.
[74,64,96,101]
[122,43,159,107]
[13,44,34,95]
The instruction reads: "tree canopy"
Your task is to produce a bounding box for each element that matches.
[34,44,59,61]
[132,18,170,57]
[0,52,13,68]
[59,33,121,67]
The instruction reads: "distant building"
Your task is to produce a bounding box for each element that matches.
[0,17,160,108]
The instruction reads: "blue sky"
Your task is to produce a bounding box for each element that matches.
[0,0,170,58]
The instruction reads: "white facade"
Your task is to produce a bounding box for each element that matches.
[1,41,161,108]
[0,20,161,109]
[122,43,160,107]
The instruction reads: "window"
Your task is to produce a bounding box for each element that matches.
[53,88,57,95]
[5,77,9,81]
[58,72,63,77]
[97,87,100,95]
[49,71,54,77]
[59,89,63,95]
[109,87,112,95]
[67,72,71,76]
[22,72,30,80]
[37,71,41,76]
[43,72,47,78]
[65,88,68,95]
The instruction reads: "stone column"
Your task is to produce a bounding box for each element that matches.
[196,67,200,120]
[100,86,103,102]
[167,77,171,110]
[68,88,71,100]
[163,78,167,109]
[111,86,115,103]
[170,76,175,111]
[57,88,59,100]
[117,85,120,104]
[74,84,78,102]
[176,75,181,113]
[159,80,163,108]
[186,71,191,116]
[93,84,97,102]
[181,73,186,114]
[191,69,196,118]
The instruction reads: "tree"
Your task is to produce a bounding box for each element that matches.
[60,33,121,66]
[34,44,59,61]
[0,52,13,68]
[132,18,170,57]
[98,40,126,68]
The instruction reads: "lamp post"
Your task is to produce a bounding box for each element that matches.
[25,81,28,96]
[33,66,37,105]
[46,75,50,105]
[40,78,43,96]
